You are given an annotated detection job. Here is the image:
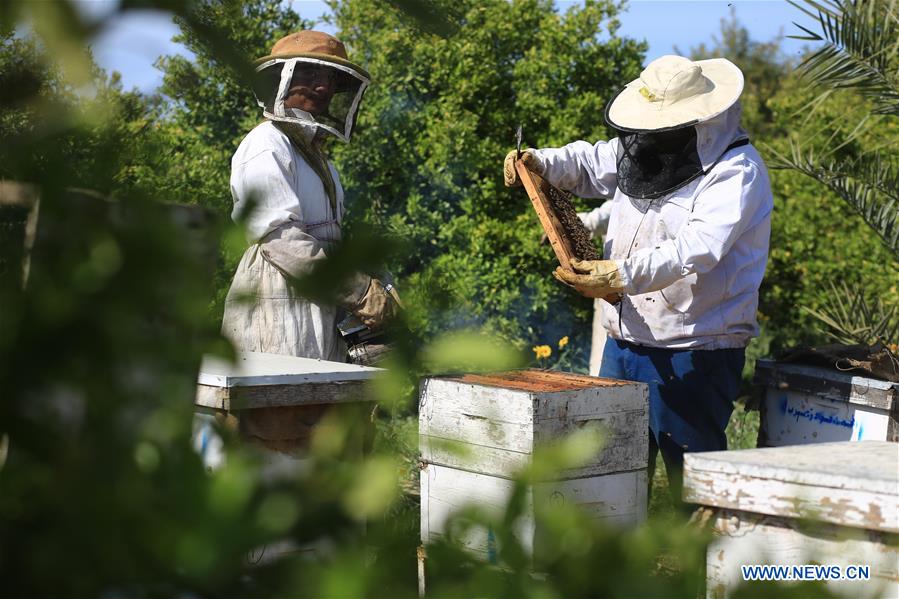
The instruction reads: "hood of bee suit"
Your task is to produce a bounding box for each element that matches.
[252,31,370,142]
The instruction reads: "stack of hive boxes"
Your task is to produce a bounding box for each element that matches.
[419,369,649,560]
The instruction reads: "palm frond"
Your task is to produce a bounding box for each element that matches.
[789,0,899,115]
[802,281,899,347]
[768,141,899,258]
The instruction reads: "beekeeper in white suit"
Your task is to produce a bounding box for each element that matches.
[223,30,398,362]
[505,55,773,505]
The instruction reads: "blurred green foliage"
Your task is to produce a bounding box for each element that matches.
[0,0,884,596]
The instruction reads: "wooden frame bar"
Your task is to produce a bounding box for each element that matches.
[515,160,576,270]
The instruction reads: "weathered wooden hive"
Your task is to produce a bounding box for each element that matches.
[193,351,382,565]
[684,441,899,598]
[419,369,649,559]
[754,359,899,445]
[194,351,381,468]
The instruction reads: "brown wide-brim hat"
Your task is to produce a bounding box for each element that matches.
[254,30,370,81]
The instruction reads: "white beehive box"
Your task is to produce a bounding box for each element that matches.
[419,370,649,559]
[419,370,648,478]
[754,359,898,446]
[684,441,899,598]
[193,352,381,565]
[193,351,381,468]
[421,463,647,559]
[195,351,381,411]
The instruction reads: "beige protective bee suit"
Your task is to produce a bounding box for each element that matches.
[222,121,358,361]
[222,30,396,362]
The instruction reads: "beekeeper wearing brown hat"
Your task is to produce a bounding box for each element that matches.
[223,31,399,362]
[505,55,773,506]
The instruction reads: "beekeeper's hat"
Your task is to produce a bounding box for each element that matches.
[605,55,744,132]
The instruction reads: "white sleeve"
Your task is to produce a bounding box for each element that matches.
[617,160,771,294]
[231,148,303,242]
[577,201,613,239]
[533,139,618,199]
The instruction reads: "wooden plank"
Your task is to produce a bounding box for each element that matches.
[684,442,899,533]
[421,464,646,557]
[532,468,647,522]
[196,380,369,410]
[195,385,228,410]
[533,384,648,421]
[420,432,647,480]
[706,509,899,599]
[419,378,534,425]
[515,161,576,270]
[754,360,897,411]
[198,352,381,388]
[421,406,647,455]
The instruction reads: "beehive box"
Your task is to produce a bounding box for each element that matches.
[754,360,898,446]
[419,370,649,559]
[194,352,382,564]
[421,463,647,559]
[684,441,899,598]
[194,351,381,467]
[419,370,648,478]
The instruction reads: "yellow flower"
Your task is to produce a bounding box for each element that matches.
[558,336,569,349]
[532,345,552,360]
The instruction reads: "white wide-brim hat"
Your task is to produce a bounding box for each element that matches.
[605,55,744,131]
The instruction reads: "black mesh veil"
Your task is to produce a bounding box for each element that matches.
[614,127,704,200]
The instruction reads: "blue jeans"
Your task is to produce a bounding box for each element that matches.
[598,338,745,506]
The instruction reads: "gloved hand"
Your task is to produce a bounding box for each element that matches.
[351,278,401,331]
[553,258,624,299]
[504,149,542,187]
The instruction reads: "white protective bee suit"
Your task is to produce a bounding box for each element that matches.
[537,101,773,350]
[576,203,613,374]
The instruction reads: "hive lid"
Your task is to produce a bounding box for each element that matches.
[684,441,899,532]
[439,369,631,394]
[754,359,898,410]
[198,351,381,388]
